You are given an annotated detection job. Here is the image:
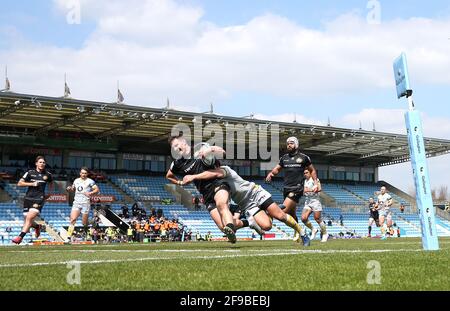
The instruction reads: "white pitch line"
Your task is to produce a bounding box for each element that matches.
[4,249,231,254]
[0,248,423,268]
[6,239,449,253]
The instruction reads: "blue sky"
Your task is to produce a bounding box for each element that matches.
[1,0,449,194]
[4,0,448,122]
[189,0,450,27]
[3,1,450,47]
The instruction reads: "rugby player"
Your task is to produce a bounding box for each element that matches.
[266,136,318,242]
[301,169,328,242]
[367,197,379,238]
[376,186,393,240]
[166,135,239,243]
[12,156,53,244]
[66,167,100,240]
[182,165,311,246]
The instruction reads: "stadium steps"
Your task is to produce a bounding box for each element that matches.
[105,180,134,204]
[435,222,450,235]
[319,191,337,208]
[394,213,421,232]
[34,216,64,242]
[167,184,193,208]
[341,186,366,202]
[271,221,291,239]
[0,184,12,203]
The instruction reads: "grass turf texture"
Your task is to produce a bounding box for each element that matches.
[0,237,449,291]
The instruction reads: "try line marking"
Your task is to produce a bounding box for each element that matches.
[0,248,423,268]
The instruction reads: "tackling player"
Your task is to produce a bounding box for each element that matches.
[182,165,310,246]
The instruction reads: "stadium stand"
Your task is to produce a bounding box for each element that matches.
[109,175,176,202]
[1,172,449,243]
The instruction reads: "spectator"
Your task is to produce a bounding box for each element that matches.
[195,231,205,241]
[339,214,344,226]
[121,204,129,219]
[140,225,146,242]
[194,196,200,210]
[125,226,133,242]
[327,219,332,226]
[150,208,156,217]
[400,203,405,213]
[92,228,99,244]
[132,202,139,217]
[185,229,192,241]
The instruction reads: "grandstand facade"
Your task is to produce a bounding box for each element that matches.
[1,91,450,244]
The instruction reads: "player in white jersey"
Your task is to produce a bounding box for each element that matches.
[182,165,310,246]
[301,169,328,242]
[66,167,99,238]
[375,186,393,240]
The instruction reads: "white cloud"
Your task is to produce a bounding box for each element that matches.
[340,108,450,193]
[3,1,450,194]
[338,108,406,134]
[2,1,450,112]
[336,108,450,139]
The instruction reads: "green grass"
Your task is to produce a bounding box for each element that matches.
[0,237,449,291]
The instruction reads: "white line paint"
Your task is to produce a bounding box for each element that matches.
[6,239,450,253]
[0,248,423,268]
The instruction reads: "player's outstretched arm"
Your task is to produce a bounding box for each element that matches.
[197,145,226,158]
[182,168,227,185]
